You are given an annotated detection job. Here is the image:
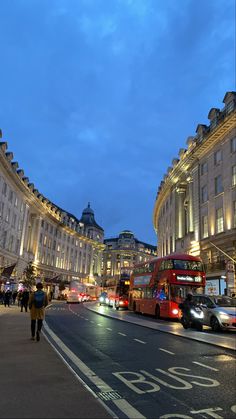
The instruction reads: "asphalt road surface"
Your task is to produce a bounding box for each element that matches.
[44,301,236,419]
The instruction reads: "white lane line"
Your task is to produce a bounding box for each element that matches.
[113,399,146,419]
[106,328,112,331]
[192,361,219,371]
[90,321,94,323]
[44,322,145,419]
[159,348,175,355]
[85,318,89,321]
[134,339,146,344]
[97,323,102,326]
[118,332,127,336]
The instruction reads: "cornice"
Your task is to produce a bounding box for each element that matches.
[153,105,236,231]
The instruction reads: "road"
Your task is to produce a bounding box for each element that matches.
[44,301,236,419]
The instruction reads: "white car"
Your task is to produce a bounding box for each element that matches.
[66,291,82,303]
[193,295,236,331]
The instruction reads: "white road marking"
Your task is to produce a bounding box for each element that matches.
[118,332,127,336]
[106,328,112,331]
[97,323,102,326]
[90,320,94,323]
[134,339,146,344]
[158,348,175,355]
[192,361,219,371]
[43,322,145,419]
[113,399,146,418]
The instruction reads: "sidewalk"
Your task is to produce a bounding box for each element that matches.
[0,304,112,419]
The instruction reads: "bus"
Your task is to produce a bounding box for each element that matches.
[105,267,132,310]
[128,254,206,319]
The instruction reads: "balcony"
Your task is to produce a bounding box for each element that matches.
[204,261,226,273]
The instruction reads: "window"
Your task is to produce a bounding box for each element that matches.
[12,213,17,228]
[0,202,4,217]
[8,190,13,203]
[5,208,10,222]
[231,137,236,153]
[214,150,222,165]
[232,165,236,187]
[202,215,208,238]
[233,201,236,228]
[201,185,208,203]
[215,175,223,195]
[201,162,208,175]
[2,182,7,196]
[216,208,224,233]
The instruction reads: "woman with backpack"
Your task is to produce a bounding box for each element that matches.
[29,282,48,341]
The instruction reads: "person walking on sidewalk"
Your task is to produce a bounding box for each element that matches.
[20,289,29,312]
[29,283,48,341]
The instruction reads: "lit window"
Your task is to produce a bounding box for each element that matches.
[216,208,224,233]
[232,165,236,187]
[215,175,223,195]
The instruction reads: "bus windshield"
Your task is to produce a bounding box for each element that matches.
[160,259,204,271]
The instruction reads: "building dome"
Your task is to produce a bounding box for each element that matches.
[80,202,103,231]
[119,230,134,239]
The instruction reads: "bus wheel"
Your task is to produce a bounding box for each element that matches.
[155,305,160,319]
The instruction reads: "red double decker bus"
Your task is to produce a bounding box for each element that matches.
[128,254,206,319]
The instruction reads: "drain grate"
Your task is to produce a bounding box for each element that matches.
[97,391,123,401]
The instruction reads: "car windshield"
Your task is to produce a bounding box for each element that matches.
[213,296,236,307]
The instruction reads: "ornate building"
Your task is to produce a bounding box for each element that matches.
[102,230,157,286]
[153,92,236,295]
[0,134,104,287]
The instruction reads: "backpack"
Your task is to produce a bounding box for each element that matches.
[34,290,45,308]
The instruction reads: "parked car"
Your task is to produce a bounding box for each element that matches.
[192,294,236,331]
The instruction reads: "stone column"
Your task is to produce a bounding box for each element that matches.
[176,186,186,239]
[188,178,194,232]
[19,204,29,256]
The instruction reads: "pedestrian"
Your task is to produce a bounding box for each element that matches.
[12,290,18,305]
[20,289,29,312]
[0,290,4,304]
[17,290,23,306]
[4,289,12,307]
[29,282,48,341]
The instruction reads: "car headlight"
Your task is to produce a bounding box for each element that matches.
[219,312,230,320]
[172,309,179,315]
[99,297,104,302]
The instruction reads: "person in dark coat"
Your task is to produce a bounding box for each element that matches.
[12,290,18,305]
[4,289,12,307]
[20,289,30,312]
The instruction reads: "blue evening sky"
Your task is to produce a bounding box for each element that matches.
[0,0,235,245]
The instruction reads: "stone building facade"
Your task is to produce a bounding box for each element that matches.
[0,134,104,287]
[153,92,236,295]
[102,230,157,286]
